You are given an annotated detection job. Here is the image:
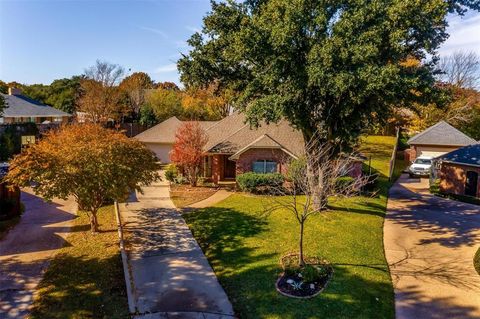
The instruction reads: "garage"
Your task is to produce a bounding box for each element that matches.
[406,121,476,161]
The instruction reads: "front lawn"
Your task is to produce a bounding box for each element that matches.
[170,184,217,208]
[30,206,129,319]
[184,135,401,318]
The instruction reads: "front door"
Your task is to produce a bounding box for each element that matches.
[224,156,236,179]
[465,171,478,197]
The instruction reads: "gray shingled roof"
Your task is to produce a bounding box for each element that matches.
[1,94,71,118]
[407,121,476,146]
[135,116,218,143]
[438,144,480,167]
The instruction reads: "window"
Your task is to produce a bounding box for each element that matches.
[252,160,277,174]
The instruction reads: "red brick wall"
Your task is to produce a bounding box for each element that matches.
[439,163,480,197]
[236,149,290,175]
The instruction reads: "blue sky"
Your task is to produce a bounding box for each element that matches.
[1,0,479,86]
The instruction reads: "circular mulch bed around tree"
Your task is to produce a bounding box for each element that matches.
[275,253,333,299]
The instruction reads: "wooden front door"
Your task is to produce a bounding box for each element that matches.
[465,171,478,197]
[224,156,236,179]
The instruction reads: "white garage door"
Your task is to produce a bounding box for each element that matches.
[416,146,460,158]
[145,143,173,164]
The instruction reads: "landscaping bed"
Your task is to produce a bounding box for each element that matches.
[170,184,217,208]
[184,136,401,318]
[30,206,129,319]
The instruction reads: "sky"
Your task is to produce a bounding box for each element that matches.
[0,0,479,86]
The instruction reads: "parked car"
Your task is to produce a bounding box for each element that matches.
[408,156,433,177]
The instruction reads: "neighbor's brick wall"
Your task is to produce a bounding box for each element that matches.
[236,149,289,175]
[439,163,480,197]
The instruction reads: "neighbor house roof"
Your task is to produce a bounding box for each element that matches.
[407,121,476,146]
[135,116,218,143]
[437,144,480,167]
[1,93,71,118]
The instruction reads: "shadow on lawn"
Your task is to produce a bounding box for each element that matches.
[185,206,396,318]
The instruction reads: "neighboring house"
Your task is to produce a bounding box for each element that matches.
[437,144,480,198]
[405,121,476,161]
[0,88,71,126]
[135,116,218,163]
[137,112,363,184]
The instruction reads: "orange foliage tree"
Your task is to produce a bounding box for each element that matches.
[170,122,208,186]
[6,124,159,232]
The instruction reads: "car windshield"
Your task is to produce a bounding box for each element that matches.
[414,158,432,165]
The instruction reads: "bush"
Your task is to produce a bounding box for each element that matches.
[335,176,355,191]
[398,133,410,151]
[474,247,480,275]
[236,172,285,193]
[164,164,178,182]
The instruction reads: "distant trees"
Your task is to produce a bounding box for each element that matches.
[6,124,159,232]
[0,94,6,116]
[119,72,154,118]
[439,51,480,89]
[170,122,208,187]
[77,60,127,123]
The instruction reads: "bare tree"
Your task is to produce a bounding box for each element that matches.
[77,60,127,123]
[439,51,480,89]
[266,139,369,267]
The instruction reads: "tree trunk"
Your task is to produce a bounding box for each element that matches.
[299,221,306,267]
[90,210,99,233]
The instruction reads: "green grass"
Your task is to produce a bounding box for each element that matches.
[30,206,129,319]
[184,135,403,319]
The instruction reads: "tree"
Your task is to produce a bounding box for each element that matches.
[268,140,368,266]
[178,0,480,156]
[144,88,183,122]
[439,51,480,89]
[170,122,208,186]
[46,76,83,113]
[182,84,233,120]
[119,72,154,119]
[5,124,159,232]
[0,80,8,94]
[0,94,6,116]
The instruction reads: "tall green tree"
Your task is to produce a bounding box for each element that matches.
[178,0,480,154]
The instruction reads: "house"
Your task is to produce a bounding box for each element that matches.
[0,88,71,126]
[135,116,218,163]
[137,112,363,184]
[437,144,480,198]
[405,121,476,161]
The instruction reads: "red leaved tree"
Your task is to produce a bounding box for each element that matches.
[170,122,208,186]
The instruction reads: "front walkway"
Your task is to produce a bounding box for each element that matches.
[119,175,235,318]
[0,189,77,319]
[384,175,480,319]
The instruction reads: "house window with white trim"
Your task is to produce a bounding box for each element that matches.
[252,160,277,174]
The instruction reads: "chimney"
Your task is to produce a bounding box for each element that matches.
[8,87,22,96]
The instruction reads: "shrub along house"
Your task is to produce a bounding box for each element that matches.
[437,144,480,199]
[138,112,363,184]
[405,121,476,161]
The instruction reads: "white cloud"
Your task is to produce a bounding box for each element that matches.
[440,13,480,56]
[138,26,168,38]
[154,63,178,73]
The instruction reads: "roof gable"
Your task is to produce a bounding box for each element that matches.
[438,143,480,167]
[407,121,476,146]
[1,94,71,118]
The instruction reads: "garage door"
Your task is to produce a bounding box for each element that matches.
[145,143,173,164]
[416,146,460,158]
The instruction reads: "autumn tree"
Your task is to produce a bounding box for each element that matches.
[0,94,6,116]
[77,60,127,123]
[144,88,183,122]
[178,0,480,157]
[6,124,159,232]
[119,72,154,119]
[439,51,480,89]
[170,122,208,186]
[182,84,233,120]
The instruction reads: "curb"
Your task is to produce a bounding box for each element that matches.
[114,201,136,314]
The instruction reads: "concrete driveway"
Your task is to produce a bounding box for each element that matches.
[384,175,480,319]
[0,188,76,319]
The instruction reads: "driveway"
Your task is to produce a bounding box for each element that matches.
[0,188,77,319]
[384,175,480,319]
[119,173,235,318]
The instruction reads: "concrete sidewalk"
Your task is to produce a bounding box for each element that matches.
[385,175,480,319]
[0,189,77,319]
[119,176,235,318]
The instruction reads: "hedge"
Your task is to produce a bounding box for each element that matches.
[236,172,285,193]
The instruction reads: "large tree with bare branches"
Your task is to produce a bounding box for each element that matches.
[439,51,480,89]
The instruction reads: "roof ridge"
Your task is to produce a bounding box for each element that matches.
[407,121,446,144]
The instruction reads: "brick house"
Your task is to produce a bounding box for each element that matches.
[405,121,476,162]
[138,112,363,184]
[437,144,480,198]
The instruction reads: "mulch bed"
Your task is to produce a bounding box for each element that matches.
[276,271,332,298]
